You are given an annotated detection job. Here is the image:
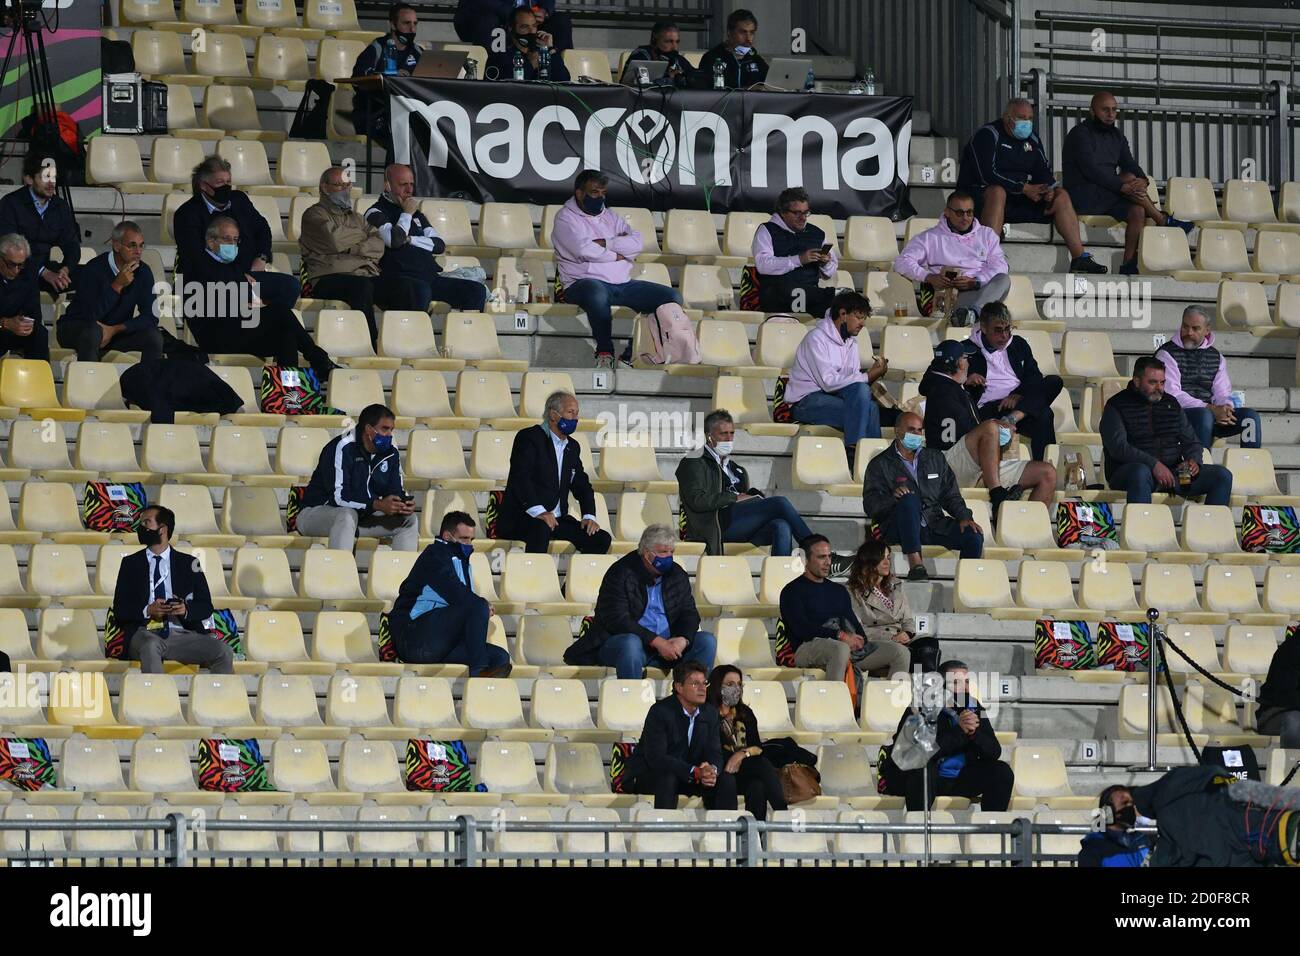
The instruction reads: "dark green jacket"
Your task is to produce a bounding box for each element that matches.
[675,450,758,555]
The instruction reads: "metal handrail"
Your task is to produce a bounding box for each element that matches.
[1035,9,1300,34]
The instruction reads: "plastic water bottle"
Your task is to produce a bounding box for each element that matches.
[864,67,876,95]
[463,58,477,80]
[538,46,550,81]
[517,270,532,304]
[382,39,397,75]
[712,58,725,90]
[512,48,525,81]
[804,67,815,92]
[849,77,865,94]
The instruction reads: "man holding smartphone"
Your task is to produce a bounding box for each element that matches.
[752,187,839,315]
[297,403,419,552]
[112,506,234,674]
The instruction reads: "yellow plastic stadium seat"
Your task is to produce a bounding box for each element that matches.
[1223,448,1297,505]
[220,486,290,547]
[256,674,330,735]
[1282,182,1300,224]
[7,420,90,483]
[478,202,537,253]
[1203,564,1287,625]
[860,679,910,737]
[698,320,776,376]
[390,677,465,734]
[141,423,223,485]
[1162,624,1223,679]
[562,48,613,83]
[129,738,217,802]
[339,738,412,797]
[694,556,767,617]
[712,376,795,438]
[21,484,108,546]
[454,370,525,425]
[1059,330,1120,382]
[1264,566,1300,617]
[517,371,578,420]
[1223,178,1299,232]
[880,325,932,378]
[1166,176,1229,227]
[758,557,804,607]
[215,139,291,199]
[327,673,397,732]
[1078,561,1139,614]
[244,0,311,34]
[194,33,267,91]
[500,552,585,615]
[275,425,332,480]
[311,611,395,675]
[1180,504,1265,565]
[92,543,135,599]
[477,741,548,799]
[614,492,701,554]
[74,423,152,483]
[315,309,395,368]
[679,264,739,312]
[270,738,344,797]
[234,549,320,612]
[954,559,1033,619]
[182,0,252,31]
[1224,625,1279,677]
[722,211,768,259]
[755,319,809,369]
[1252,232,1300,284]
[37,607,105,666]
[302,0,374,41]
[378,311,462,370]
[406,429,486,490]
[609,206,670,263]
[209,424,287,486]
[1121,502,1204,562]
[255,35,311,90]
[745,680,795,735]
[1216,280,1273,332]
[795,681,861,736]
[1268,750,1300,786]
[121,0,188,30]
[543,743,611,799]
[845,215,899,269]
[149,139,205,192]
[1009,745,1092,810]
[468,430,516,484]
[316,37,366,80]
[61,743,145,804]
[1141,565,1224,625]
[167,83,223,139]
[326,369,389,420]
[564,554,619,606]
[205,84,285,141]
[442,312,526,372]
[596,679,656,732]
[902,217,939,245]
[596,437,675,494]
[300,548,380,610]
[1138,226,1220,282]
[87,136,171,194]
[767,809,833,859]
[132,30,198,84]
[816,744,881,803]
[460,677,530,734]
[188,674,258,734]
[61,362,141,423]
[664,209,725,262]
[2,358,80,419]
[712,618,780,676]
[1196,227,1275,282]
[1189,683,1268,747]
[791,436,859,497]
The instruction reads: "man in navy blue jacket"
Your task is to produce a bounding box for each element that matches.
[483,6,571,82]
[297,403,418,552]
[0,233,48,360]
[1078,785,1152,867]
[172,155,299,309]
[57,221,162,361]
[0,151,80,296]
[389,510,511,675]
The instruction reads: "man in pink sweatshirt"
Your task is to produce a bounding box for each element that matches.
[894,190,1010,326]
[1156,305,1262,450]
[553,169,682,368]
[786,290,889,464]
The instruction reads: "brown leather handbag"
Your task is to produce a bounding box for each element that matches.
[778,763,823,805]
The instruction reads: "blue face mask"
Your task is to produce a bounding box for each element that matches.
[217,243,238,263]
[371,432,393,452]
[458,542,473,560]
[1011,119,1033,140]
[998,426,1013,447]
[556,416,578,435]
[901,433,924,452]
[651,554,674,574]
[579,194,604,216]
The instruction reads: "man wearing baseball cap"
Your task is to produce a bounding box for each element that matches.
[920,340,1057,519]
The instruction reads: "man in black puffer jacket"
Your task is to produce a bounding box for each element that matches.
[1100,355,1233,505]
[564,523,715,678]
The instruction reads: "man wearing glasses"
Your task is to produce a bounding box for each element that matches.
[894,190,1010,327]
[962,301,1063,461]
[752,186,838,315]
[0,233,48,361]
[621,659,738,811]
[1062,91,1193,276]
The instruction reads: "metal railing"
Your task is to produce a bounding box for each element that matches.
[0,814,1141,867]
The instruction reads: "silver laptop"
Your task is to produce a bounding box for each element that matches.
[618,58,670,87]
[760,56,814,91]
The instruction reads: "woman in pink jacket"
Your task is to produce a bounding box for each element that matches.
[786,290,888,466]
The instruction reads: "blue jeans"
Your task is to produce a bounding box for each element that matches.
[1185,406,1262,450]
[564,278,682,356]
[1109,461,1233,506]
[882,493,984,558]
[722,495,813,557]
[394,597,509,675]
[597,631,716,680]
[250,270,300,310]
[791,381,882,447]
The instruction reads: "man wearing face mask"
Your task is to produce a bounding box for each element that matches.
[920,341,1057,515]
[863,411,983,581]
[1078,785,1152,867]
[1099,356,1233,505]
[957,98,1107,275]
[299,165,387,348]
[553,169,681,368]
[297,403,419,551]
[389,510,512,676]
[893,190,1010,328]
[111,505,234,675]
[753,187,839,316]
[786,291,888,467]
[564,523,716,678]
[185,216,339,380]
[172,155,300,310]
[677,408,813,556]
[497,390,611,555]
[696,8,767,89]
[352,2,422,151]
[365,164,488,313]
[627,20,696,88]
[0,151,80,296]
[484,6,571,81]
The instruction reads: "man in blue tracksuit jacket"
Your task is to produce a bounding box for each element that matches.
[296,403,418,552]
[389,510,511,675]
[1078,784,1152,867]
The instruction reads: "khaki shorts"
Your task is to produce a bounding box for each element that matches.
[944,438,1030,488]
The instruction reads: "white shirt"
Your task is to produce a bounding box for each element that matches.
[526,425,595,521]
[202,195,230,215]
[142,546,173,618]
[682,703,699,747]
[704,444,743,493]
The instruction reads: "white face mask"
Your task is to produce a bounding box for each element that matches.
[713,440,734,457]
[733,45,752,57]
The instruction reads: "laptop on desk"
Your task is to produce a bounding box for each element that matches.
[411,51,473,79]
[756,56,814,92]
